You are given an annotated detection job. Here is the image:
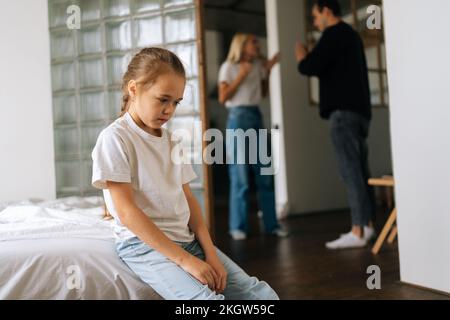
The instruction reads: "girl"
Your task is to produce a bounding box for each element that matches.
[218,33,287,240]
[91,48,279,300]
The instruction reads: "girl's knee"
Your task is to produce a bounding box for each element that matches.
[256,281,279,300]
[245,277,277,298]
[229,274,279,300]
[189,284,225,300]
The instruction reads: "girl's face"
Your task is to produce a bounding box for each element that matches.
[243,35,260,60]
[128,72,185,137]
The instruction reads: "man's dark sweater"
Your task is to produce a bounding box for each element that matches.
[298,21,371,120]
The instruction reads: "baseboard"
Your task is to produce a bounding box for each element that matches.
[400,281,450,298]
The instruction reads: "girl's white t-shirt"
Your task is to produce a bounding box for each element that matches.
[218,59,267,108]
[91,112,197,242]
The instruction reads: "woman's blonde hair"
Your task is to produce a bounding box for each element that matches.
[226,33,254,63]
[119,47,186,117]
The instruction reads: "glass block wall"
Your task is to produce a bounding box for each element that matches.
[48,0,206,213]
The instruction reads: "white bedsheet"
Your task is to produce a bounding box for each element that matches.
[0,196,113,241]
[0,197,162,300]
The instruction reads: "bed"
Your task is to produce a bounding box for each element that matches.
[0,196,162,300]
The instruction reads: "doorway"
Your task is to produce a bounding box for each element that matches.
[202,0,272,233]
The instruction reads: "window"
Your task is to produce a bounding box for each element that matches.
[48,0,210,219]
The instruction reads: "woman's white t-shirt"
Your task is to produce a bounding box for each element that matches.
[218,59,267,108]
[91,112,197,242]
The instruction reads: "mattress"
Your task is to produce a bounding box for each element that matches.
[0,196,162,300]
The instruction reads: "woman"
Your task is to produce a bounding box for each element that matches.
[218,33,287,240]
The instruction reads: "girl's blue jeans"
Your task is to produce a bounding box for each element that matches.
[115,236,279,300]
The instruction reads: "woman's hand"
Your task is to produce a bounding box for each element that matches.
[267,52,281,71]
[180,254,219,291]
[238,62,253,79]
[218,62,253,104]
[206,254,228,294]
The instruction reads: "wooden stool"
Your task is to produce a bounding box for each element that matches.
[368,176,397,255]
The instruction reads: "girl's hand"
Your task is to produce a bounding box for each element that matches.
[180,254,219,291]
[206,254,228,294]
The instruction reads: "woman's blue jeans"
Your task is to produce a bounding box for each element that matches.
[226,106,279,234]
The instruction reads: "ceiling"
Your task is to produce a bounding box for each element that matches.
[204,0,265,15]
[203,0,267,36]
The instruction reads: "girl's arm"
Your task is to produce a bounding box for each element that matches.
[183,183,228,293]
[107,181,219,289]
[183,183,216,258]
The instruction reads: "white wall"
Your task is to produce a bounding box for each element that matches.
[0,0,55,201]
[384,0,450,293]
[266,0,392,215]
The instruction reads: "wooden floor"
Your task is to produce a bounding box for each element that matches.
[212,205,450,300]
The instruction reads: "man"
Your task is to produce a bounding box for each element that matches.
[296,0,376,249]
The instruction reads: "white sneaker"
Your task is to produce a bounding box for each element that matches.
[270,228,289,238]
[326,232,367,250]
[229,230,247,241]
[364,226,376,241]
[341,226,376,241]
